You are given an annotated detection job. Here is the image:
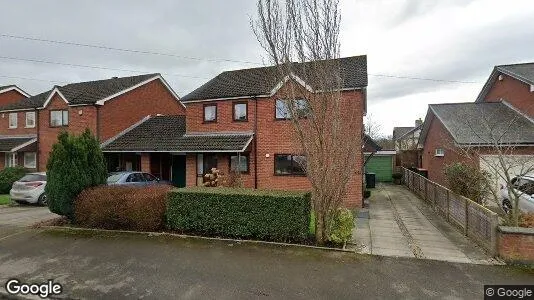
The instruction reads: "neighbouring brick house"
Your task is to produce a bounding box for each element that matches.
[0,74,185,172]
[0,85,29,106]
[102,55,368,208]
[419,62,534,188]
[393,119,422,151]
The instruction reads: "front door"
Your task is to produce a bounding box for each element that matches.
[171,155,186,187]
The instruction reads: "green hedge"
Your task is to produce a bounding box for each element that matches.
[0,167,26,194]
[166,188,311,242]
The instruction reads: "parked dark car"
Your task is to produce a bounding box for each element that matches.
[107,172,170,186]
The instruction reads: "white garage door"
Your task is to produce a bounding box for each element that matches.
[479,154,534,198]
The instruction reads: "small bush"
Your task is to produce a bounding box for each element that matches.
[46,129,107,220]
[444,163,490,204]
[519,213,534,228]
[0,167,26,194]
[328,208,355,245]
[166,188,311,242]
[75,185,173,231]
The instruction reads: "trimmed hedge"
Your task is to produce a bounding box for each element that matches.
[166,188,311,242]
[0,167,26,194]
[75,185,173,231]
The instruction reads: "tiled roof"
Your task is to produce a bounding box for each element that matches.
[0,136,37,152]
[497,63,534,85]
[0,74,159,111]
[101,115,253,152]
[421,102,534,145]
[392,127,414,140]
[177,133,253,152]
[181,55,367,102]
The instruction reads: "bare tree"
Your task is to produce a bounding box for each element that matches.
[252,0,362,244]
[364,114,384,140]
[442,105,534,226]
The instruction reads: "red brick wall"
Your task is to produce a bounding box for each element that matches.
[484,73,534,117]
[421,113,534,187]
[421,114,474,186]
[184,84,365,208]
[0,110,38,136]
[498,228,534,263]
[37,94,98,170]
[99,79,186,141]
[0,89,26,107]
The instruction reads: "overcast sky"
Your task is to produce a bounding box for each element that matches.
[1,0,533,136]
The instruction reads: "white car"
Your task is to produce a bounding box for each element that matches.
[501,175,534,213]
[9,172,48,206]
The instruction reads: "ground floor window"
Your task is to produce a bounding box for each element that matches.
[23,152,36,168]
[274,154,306,176]
[230,154,249,173]
[5,153,16,168]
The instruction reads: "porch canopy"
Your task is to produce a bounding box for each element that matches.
[0,136,37,152]
[101,115,253,153]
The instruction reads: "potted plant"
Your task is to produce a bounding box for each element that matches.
[392,172,402,185]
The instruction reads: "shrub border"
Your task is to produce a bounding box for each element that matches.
[39,225,354,253]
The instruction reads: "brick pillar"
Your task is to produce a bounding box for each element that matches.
[141,153,151,173]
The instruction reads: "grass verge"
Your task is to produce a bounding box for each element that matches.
[0,194,10,205]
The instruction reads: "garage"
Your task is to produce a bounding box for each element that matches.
[364,151,395,182]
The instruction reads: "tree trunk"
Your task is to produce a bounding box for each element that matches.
[315,210,327,245]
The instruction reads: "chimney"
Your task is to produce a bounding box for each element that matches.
[415,118,422,127]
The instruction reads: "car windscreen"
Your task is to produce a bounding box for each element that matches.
[19,174,47,182]
[107,173,124,184]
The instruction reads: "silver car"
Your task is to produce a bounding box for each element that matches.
[9,172,48,206]
[501,175,534,213]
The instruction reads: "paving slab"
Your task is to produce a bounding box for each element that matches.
[350,184,497,265]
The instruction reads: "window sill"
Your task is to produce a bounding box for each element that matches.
[24,126,36,129]
[434,154,444,157]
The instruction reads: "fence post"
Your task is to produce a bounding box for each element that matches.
[464,199,469,236]
[490,214,499,257]
[423,178,428,201]
[446,190,450,221]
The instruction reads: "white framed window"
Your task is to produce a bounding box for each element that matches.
[5,153,17,167]
[8,113,17,128]
[23,152,37,169]
[25,111,36,128]
[435,148,445,157]
[50,110,69,127]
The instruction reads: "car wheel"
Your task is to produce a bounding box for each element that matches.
[38,194,48,206]
[502,199,512,214]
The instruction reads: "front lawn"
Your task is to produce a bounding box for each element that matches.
[0,194,11,205]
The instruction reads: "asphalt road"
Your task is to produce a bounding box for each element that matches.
[0,228,532,299]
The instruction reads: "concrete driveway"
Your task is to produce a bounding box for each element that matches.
[351,184,497,264]
[0,205,58,239]
[0,228,532,299]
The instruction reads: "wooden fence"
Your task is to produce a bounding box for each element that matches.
[402,167,499,256]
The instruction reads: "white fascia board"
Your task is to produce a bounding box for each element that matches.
[182,95,270,104]
[102,149,247,153]
[0,86,30,97]
[10,138,37,152]
[241,135,255,151]
[40,88,69,109]
[0,108,36,113]
[269,73,314,96]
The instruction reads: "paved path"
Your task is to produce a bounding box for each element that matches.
[350,184,496,264]
[0,228,532,299]
[0,205,58,240]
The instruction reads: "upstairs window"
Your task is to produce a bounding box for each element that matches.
[435,148,444,157]
[25,111,35,128]
[203,104,217,123]
[233,102,248,121]
[50,110,69,127]
[8,113,17,128]
[275,99,309,119]
[274,154,307,176]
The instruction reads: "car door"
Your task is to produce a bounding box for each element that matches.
[126,173,146,186]
[517,179,534,213]
[143,173,159,185]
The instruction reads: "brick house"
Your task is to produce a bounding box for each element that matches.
[102,55,368,208]
[0,85,29,106]
[419,62,534,188]
[0,74,185,172]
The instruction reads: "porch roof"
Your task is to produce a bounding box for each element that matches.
[0,136,37,152]
[101,115,254,152]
